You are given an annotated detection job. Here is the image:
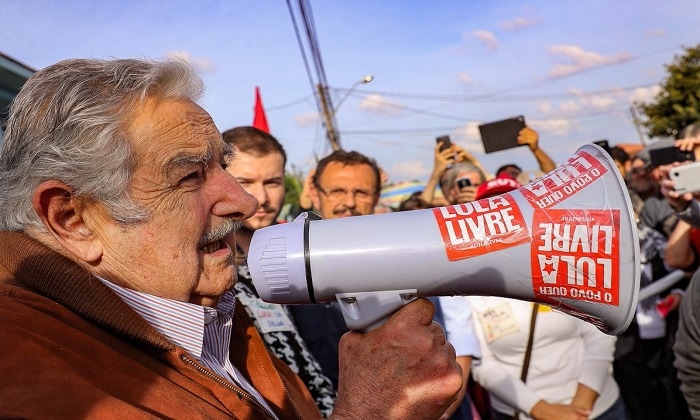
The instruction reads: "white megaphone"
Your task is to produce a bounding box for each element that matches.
[247,144,640,334]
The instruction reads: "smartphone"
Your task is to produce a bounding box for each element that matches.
[649,146,695,167]
[436,135,452,152]
[669,162,700,194]
[456,176,472,189]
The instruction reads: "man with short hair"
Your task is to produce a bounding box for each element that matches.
[310,150,381,219]
[291,150,380,389]
[0,58,462,418]
[299,150,480,419]
[222,126,336,416]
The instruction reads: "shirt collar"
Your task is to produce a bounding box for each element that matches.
[98,278,236,360]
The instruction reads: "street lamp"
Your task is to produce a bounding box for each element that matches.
[333,74,374,116]
[317,74,374,151]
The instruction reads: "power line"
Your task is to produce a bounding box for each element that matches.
[286,0,339,151]
[334,83,658,103]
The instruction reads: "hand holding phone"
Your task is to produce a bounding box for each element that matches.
[669,162,700,194]
[649,146,695,167]
[436,135,452,152]
[435,135,455,169]
[456,176,472,190]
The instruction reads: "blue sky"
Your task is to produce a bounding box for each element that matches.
[2,0,698,183]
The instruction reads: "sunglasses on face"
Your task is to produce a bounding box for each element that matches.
[631,165,651,175]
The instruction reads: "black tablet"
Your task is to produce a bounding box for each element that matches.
[478,115,526,153]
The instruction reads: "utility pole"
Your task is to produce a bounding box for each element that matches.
[317,83,341,151]
[629,106,647,146]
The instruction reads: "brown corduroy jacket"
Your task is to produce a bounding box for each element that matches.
[0,231,321,419]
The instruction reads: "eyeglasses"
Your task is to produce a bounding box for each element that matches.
[631,165,650,175]
[317,186,376,203]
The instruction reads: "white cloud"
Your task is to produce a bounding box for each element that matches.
[587,95,616,109]
[646,28,666,38]
[538,102,556,116]
[529,118,576,136]
[359,94,405,116]
[165,50,217,73]
[558,100,582,114]
[471,30,499,51]
[538,89,619,118]
[294,112,319,127]
[458,71,473,85]
[452,122,485,151]
[390,159,430,180]
[629,85,660,104]
[547,45,632,78]
[500,17,537,31]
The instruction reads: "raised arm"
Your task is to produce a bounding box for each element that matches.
[518,126,556,174]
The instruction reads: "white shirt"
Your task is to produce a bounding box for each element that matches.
[438,296,482,358]
[100,278,278,418]
[469,296,618,418]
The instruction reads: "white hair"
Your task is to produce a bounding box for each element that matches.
[0,58,204,231]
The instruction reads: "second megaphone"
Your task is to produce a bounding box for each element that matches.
[247,144,640,334]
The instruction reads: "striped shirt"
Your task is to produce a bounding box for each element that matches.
[99,278,278,418]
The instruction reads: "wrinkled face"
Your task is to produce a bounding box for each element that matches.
[226,150,285,231]
[88,98,257,307]
[311,162,379,219]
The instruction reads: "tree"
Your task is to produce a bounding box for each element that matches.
[284,164,305,206]
[637,44,700,138]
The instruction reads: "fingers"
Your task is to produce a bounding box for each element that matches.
[386,297,436,327]
[335,298,462,419]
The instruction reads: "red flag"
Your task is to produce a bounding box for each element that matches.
[252,86,270,133]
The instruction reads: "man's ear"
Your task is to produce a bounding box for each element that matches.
[309,184,321,211]
[32,180,103,263]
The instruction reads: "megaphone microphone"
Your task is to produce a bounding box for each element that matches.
[247,144,640,334]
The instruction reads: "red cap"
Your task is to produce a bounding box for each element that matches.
[475,173,521,200]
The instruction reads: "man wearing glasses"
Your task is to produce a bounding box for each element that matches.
[309,150,381,219]
[289,150,381,390]
[629,147,678,237]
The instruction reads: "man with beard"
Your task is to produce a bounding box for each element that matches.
[629,146,678,237]
[222,126,336,416]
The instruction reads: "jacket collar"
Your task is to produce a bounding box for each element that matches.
[0,230,174,350]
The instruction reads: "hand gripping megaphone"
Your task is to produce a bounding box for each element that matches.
[247,144,640,334]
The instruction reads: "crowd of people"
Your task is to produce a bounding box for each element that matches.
[1,56,700,420]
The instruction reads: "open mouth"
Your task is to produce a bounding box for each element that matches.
[200,240,226,254]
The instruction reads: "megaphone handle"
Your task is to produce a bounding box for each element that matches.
[336,289,419,332]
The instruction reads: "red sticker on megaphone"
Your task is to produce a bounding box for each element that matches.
[531,209,620,306]
[520,150,607,209]
[433,194,530,260]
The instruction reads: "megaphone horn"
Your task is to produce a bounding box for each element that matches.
[248,144,640,335]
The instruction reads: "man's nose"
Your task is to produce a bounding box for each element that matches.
[248,183,269,208]
[213,169,257,220]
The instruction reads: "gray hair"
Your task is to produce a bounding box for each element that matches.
[439,161,486,193]
[0,58,204,231]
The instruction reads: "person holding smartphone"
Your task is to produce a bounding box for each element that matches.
[421,136,491,206]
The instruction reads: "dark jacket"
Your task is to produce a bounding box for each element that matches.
[0,231,321,419]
